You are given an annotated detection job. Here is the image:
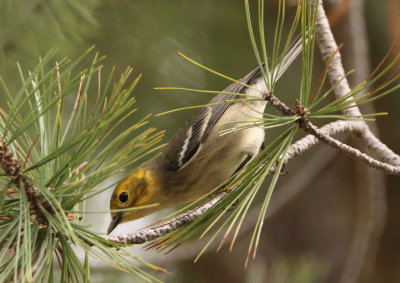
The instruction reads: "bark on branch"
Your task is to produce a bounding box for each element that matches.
[314,0,400,166]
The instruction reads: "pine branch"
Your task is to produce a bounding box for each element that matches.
[299,119,400,175]
[0,137,49,224]
[313,0,400,166]
[106,96,400,246]
[265,85,400,175]
[0,50,166,282]
[284,120,360,163]
[103,1,400,274]
[105,191,227,245]
[105,0,400,250]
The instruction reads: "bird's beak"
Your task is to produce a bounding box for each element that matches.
[107,212,123,235]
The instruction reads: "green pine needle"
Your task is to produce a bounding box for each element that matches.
[0,49,165,282]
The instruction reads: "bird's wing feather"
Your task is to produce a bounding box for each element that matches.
[161,71,257,171]
[161,35,303,171]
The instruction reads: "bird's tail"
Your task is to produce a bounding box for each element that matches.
[274,33,304,81]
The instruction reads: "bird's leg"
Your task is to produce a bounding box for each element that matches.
[220,154,254,211]
[224,141,267,210]
[260,141,265,151]
[232,154,253,177]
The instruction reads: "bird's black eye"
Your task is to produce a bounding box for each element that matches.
[119,192,128,203]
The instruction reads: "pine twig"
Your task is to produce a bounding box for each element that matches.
[299,119,400,175]
[105,1,400,247]
[105,92,400,246]
[104,191,227,245]
[314,0,400,167]
[105,88,400,246]
[265,89,400,175]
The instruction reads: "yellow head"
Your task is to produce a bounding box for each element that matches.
[107,168,160,234]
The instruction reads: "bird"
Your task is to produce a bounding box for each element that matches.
[107,36,303,235]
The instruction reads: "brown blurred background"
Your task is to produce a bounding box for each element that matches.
[1,0,399,282]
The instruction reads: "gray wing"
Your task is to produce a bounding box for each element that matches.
[160,35,303,171]
[161,66,260,171]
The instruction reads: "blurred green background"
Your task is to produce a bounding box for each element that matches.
[1,0,400,282]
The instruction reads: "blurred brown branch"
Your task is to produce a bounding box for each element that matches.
[339,1,387,282]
